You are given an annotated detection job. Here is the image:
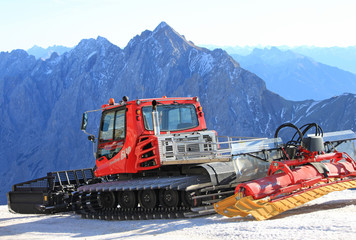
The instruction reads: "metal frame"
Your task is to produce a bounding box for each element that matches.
[157,131,265,165]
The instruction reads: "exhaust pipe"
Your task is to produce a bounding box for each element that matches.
[152,100,160,135]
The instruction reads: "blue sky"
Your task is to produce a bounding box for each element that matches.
[0,0,355,51]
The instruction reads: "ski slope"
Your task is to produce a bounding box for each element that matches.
[1,190,355,240]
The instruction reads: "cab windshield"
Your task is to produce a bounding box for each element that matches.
[142,104,199,131]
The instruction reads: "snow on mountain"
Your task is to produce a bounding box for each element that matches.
[1,189,356,239]
[1,22,356,204]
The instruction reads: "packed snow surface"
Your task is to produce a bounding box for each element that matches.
[1,190,355,240]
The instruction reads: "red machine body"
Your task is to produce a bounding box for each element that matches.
[93,97,206,177]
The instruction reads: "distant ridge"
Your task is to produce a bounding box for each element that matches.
[27,45,72,59]
[291,46,356,74]
[232,47,356,100]
[209,45,356,74]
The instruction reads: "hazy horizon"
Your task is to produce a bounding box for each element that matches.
[1,0,356,52]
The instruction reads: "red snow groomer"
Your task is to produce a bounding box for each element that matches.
[214,123,356,221]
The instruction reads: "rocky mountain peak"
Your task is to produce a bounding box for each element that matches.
[8,49,31,59]
[126,21,197,55]
[95,36,120,51]
[49,51,59,60]
[153,21,170,32]
[68,36,122,64]
[0,49,36,77]
[74,36,117,52]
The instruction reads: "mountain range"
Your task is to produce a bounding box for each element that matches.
[1,22,356,204]
[206,45,356,75]
[231,47,356,100]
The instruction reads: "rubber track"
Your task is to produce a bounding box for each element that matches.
[71,174,218,220]
[81,207,191,220]
[74,190,215,221]
[75,192,206,221]
[214,178,356,221]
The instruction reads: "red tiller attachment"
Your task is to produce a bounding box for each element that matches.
[215,123,356,221]
[238,151,356,200]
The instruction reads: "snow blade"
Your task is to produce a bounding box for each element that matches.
[214,178,356,221]
[7,168,95,214]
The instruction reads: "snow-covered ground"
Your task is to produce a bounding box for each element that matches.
[1,190,355,240]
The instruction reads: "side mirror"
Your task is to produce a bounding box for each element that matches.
[81,112,88,131]
[88,135,95,143]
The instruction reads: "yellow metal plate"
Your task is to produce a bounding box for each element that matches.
[214,179,356,221]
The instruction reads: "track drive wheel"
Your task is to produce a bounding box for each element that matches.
[118,191,138,208]
[71,192,82,213]
[181,191,202,207]
[139,190,157,209]
[99,192,118,208]
[159,189,180,207]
